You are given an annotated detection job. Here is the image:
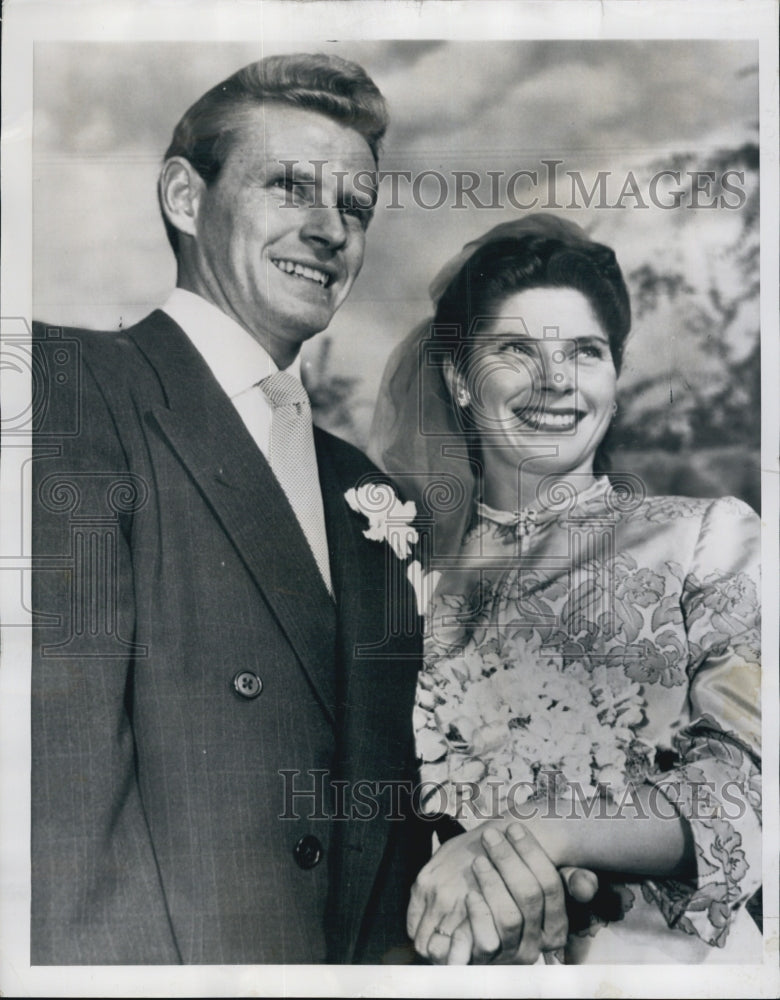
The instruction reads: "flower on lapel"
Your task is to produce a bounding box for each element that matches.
[345,483,439,619]
[345,483,418,560]
[407,560,442,623]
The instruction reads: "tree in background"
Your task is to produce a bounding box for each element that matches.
[304,139,760,511]
[610,141,760,509]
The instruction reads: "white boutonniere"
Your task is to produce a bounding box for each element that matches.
[344,483,440,619]
[406,559,442,624]
[345,482,418,559]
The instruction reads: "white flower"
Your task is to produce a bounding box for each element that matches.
[407,560,442,620]
[345,483,418,559]
[471,720,510,755]
[416,727,449,763]
[449,756,487,785]
[416,631,649,814]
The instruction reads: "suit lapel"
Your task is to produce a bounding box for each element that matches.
[314,430,360,641]
[132,312,337,721]
[131,314,421,957]
[316,435,422,960]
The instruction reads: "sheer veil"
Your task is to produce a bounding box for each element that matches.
[368,214,593,560]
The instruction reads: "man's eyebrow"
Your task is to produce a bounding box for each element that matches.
[264,162,315,182]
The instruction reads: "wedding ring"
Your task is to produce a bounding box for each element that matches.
[434,926,452,937]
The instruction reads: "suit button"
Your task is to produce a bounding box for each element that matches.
[294,835,323,870]
[233,671,263,699]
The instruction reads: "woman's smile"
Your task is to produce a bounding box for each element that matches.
[510,406,583,432]
[463,287,617,486]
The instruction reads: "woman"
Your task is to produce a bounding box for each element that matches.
[371,215,761,964]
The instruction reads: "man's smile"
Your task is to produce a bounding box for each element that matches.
[271,257,333,288]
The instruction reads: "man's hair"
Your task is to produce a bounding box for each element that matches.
[159,53,389,254]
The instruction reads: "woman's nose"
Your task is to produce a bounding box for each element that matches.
[541,345,575,392]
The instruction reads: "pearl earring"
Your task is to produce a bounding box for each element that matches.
[457,387,471,408]
[612,402,618,416]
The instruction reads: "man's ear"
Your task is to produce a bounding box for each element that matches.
[159,157,205,240]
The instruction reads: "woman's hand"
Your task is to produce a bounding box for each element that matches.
[407,821,598,964]
[407,819,494,959]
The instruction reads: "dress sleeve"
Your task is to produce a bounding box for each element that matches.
[643,496,762,947]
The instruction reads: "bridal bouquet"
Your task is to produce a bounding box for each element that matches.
[414,631,654,824]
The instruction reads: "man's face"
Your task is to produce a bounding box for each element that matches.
[183,103,376,365]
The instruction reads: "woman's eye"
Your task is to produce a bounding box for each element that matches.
[501,341,536,357]
[577,343,606,359]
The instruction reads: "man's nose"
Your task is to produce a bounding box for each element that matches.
[300,206,348,250]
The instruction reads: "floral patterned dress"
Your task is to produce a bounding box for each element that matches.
[415,478,761,963]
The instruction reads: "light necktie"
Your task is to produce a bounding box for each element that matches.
[261,371,333,596]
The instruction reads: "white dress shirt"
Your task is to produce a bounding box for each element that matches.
[162,287,302,460]
[161,289,332,593]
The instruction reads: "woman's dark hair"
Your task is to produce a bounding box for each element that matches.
[433,224,632,474]
[160,53,389,254]
[434,231,631,373]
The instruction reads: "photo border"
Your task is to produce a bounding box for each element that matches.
[2,2,777,996]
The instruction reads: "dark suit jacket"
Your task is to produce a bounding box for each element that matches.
[31,312,428,964]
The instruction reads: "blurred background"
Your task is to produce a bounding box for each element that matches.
[33,40,760,510]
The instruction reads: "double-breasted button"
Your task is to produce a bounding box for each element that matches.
[232,671,263,699]
[293,835,323,870]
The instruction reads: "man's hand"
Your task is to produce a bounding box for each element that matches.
[447,825,598,964]
[407,821,598,964]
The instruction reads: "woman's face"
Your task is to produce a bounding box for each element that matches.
[460,286,617,482]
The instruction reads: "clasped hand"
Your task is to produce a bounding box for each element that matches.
[407,821,598,964]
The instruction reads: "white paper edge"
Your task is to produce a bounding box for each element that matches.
[1,2,778,997]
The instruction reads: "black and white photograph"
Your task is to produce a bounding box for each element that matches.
[1,1,778,996]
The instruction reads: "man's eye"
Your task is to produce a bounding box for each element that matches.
[340,204,371,228]
[271,177,312,203]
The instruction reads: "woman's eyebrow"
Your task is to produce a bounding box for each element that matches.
[518,331,609,344]
[479,333,538,349]
[573,332,610,344]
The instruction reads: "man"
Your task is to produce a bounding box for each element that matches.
[31,53,426,965]
[31,52,595,967]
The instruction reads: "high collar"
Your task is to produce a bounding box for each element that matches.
[476,476,612,533]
